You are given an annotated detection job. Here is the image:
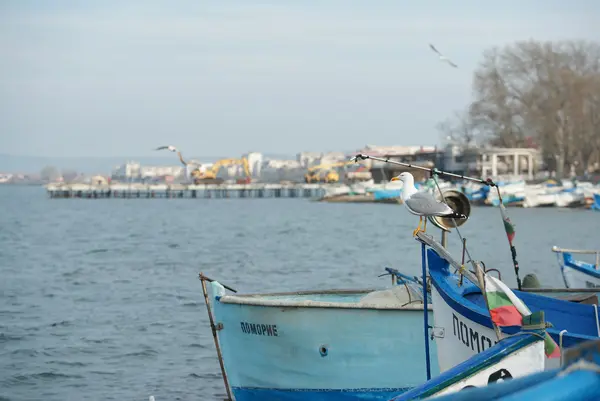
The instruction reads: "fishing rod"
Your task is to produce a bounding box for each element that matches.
[350,152,523,290]
[349,153,498,186]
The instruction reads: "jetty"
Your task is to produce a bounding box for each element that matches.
[45,182,329,199]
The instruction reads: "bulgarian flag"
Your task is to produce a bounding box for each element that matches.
[484,273,560,359]
[499,203,516,245]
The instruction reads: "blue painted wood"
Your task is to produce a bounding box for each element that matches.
[230,387,411,401]
[428,249,599,350]
[562,252,600,280]
[422,242,432,381]
[418,339,600,401]
[592,193,600,210]
[390,332,542,401]
[209,284,439,401]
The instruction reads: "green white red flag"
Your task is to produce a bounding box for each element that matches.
[484,273,560,359]
[499,203,516,245]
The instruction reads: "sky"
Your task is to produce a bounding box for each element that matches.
[1,0,598,161]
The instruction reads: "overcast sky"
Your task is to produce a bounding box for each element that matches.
[1,0,597,159]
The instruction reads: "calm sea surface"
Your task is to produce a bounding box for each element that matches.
[1,185,599,401]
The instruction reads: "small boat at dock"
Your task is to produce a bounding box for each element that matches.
[552,246,600,289]
[391,312,549,400]
[202,270,438,401]
[419,232,600,374]
[427,338,600,401]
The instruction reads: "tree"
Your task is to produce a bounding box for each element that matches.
[441,39,600,177]
[436,109,479,147]
[40,166,60,182]
[61,169,79,182]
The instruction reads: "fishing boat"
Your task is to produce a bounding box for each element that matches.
[201,269,439,401]
[592,193,600,210]
[420,232,600,374]
[390,312,548,400]
[552,246,600,289]
[423,338,600,401]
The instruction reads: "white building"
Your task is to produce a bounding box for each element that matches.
[140,165,183,179]
[443,145,540,180]
[111,161,141,180]
[243,152,263,177]
[297,152,322,168]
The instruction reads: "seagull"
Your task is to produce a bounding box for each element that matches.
[429,44,458,68]
[391,172,466,236]
[149,396,155,401]
[155,145,178,152]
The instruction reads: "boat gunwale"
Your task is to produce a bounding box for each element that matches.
[214,287,432,310]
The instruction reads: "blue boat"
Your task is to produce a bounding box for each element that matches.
[204,270,439,401]
[422,235,600,374]
[421,338,600,401]
[552,246,600,289]
[592,193,600,210]
[391,313,549,400]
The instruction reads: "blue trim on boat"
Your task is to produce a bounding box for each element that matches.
[231,386,411,401]
[413,369,560,401]
[427,249,599,349]
[390,332,541,400]
[562,252,600,280]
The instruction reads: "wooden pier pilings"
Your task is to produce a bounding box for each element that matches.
[45,183,330,200]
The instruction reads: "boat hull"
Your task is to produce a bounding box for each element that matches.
[427,249,599,373]
[559,252,600,289]
[209,283,439,401]
[391,329,545,400]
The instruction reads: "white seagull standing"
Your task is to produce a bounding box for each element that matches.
[391,172,466,236]
[429,44,458,68]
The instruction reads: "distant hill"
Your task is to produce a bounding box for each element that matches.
[0,152,297,175]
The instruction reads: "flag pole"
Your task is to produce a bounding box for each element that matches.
[495,187,522,291]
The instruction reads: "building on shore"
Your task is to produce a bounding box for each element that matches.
[443,145,540,180]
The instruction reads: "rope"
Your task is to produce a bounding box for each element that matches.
[500,331,548,342]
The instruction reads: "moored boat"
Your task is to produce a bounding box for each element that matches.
[422,233,600,374]
[390,312,548,400]
[423,338,600,401]
[552,246,600,289]
[203,270,439,401]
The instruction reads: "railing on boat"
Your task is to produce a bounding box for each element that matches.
[552,246,600,270]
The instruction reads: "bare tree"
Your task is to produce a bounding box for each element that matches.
[449,39,600,177]
[436,109,478,147]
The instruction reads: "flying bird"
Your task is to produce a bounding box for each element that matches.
[391,172,466,236]
[429,44,458,68]
[155,145,178,152]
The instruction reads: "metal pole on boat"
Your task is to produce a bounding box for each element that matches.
[199,273,234,401]
[421,242,432,381]
[440,231,448,248]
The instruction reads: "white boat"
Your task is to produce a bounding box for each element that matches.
[552,246,600,288]
[202,271,439,401]
[420,232,600,374]
[391,313,548,400]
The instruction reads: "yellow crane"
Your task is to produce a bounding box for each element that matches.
[304,160,363,184]
[154,145,251,184]
[195,158,252,184]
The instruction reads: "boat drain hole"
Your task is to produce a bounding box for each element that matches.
[319,345,328,357]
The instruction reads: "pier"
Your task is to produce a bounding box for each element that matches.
[45,182,330,199]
